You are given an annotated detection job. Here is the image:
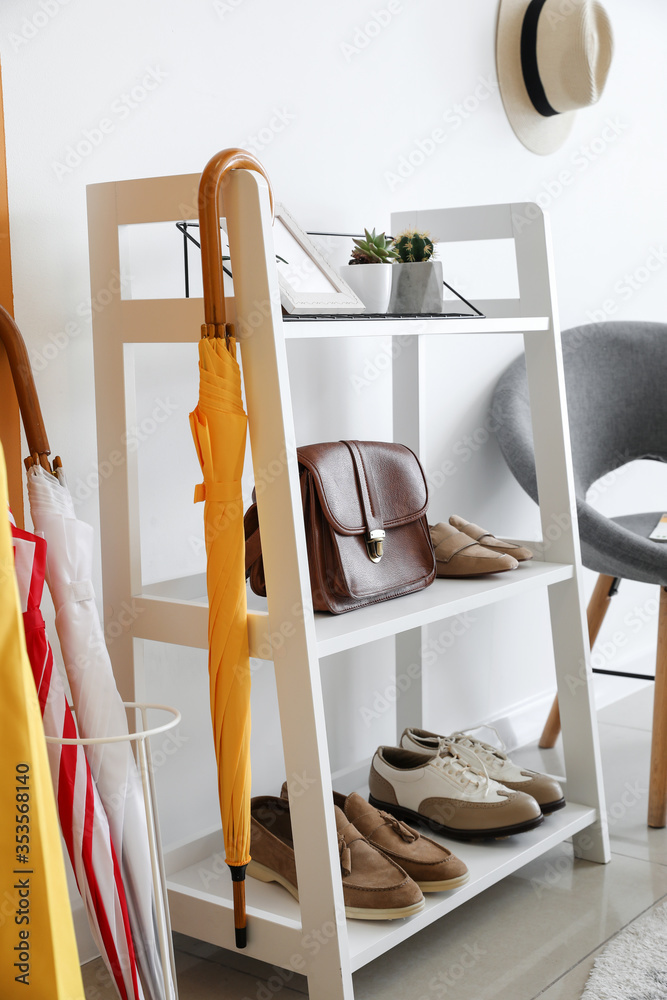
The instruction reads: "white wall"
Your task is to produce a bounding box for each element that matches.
[2,0,666,959]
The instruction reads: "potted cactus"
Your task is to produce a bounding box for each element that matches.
[339,228,398,314]
[388,229,444,314]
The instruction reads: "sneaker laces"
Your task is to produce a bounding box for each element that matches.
[432,738,493,796]
[450,725,512,772]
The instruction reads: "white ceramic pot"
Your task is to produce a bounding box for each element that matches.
[339,263,393,314]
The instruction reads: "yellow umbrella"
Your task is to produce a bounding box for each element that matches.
[0,439,85,999]
[189,149,273,948]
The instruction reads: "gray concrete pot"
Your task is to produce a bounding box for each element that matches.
[388,260,443,314]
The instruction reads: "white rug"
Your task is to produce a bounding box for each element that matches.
[582,899,667,999]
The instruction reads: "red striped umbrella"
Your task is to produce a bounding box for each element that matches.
[27,461,175,1000]
[11,517,144,1000]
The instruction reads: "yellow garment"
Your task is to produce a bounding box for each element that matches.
[0,442,84,999]
[190,334,252,869]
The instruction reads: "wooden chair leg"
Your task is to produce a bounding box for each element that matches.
[539,696,561,750]
[539,573,619,749]
[648,587,667,827]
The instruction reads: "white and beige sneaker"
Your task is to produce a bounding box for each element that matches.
[369,743,543,840]
[401,727,565,814]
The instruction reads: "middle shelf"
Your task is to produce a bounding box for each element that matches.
[134,559,572,659]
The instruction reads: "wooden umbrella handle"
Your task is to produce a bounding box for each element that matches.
[0,304,51,470]
[198,148,274,335]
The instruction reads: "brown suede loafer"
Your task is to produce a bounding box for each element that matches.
[247,795,424,920]
[430,522,518,577]
[449,514,534,562]
[280,783,468,891]
[335,791,469,892]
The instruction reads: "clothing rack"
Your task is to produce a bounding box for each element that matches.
[87,171,609,1000]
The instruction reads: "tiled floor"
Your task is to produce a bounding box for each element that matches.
[82,684,667,999]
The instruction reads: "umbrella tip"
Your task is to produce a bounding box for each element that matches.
[230,863,248,948]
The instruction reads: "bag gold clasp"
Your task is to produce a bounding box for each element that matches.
[366,529,385,563]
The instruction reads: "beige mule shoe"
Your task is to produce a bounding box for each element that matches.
[449,514,533,561]
[430,522,518,577]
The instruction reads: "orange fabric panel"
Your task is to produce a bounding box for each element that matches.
[0,60,21,527]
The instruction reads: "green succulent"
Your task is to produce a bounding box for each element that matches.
[349,228,399,264]
[391,229,436,263]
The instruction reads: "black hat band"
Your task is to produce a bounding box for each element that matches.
[520,0,559,117]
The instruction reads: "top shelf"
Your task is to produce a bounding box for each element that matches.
[117,299,549,345]
[280,314,550,339]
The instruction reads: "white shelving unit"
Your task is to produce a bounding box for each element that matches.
[87,170,610,1000]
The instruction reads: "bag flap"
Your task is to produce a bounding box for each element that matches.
[297,440,428,535]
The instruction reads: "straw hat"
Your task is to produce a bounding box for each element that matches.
[496,0,614,155]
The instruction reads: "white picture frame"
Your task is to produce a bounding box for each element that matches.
[273,204,364,314]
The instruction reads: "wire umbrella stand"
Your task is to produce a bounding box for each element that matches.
[46,702,181,1000]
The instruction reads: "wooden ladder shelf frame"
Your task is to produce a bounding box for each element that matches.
[87,169,610,1000]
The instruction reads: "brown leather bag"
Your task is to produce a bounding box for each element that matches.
[244,440,436,614]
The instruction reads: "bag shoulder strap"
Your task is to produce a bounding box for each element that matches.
[243,504,262,578]
[244,466,309,579]
[342,440,384,535]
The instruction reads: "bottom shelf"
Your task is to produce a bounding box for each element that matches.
[166,802,596,973]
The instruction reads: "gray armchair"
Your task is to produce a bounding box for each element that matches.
[493,320,667,826]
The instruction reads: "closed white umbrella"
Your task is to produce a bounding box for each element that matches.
[11,515,143,1000]
[27,463,176,1000]
[1,301,147,999]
